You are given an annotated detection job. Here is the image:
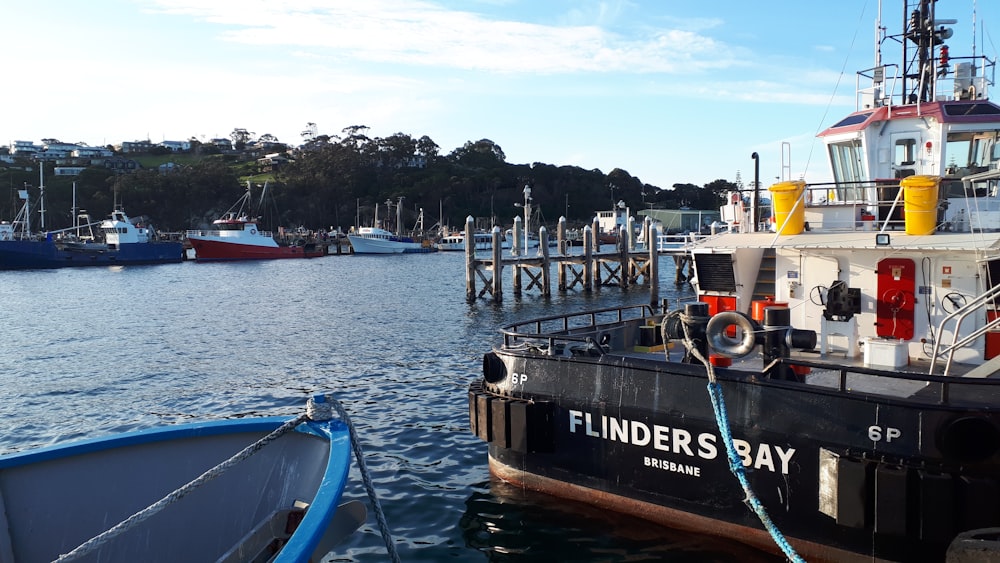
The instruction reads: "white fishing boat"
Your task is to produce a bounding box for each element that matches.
[348,199,435,254]
[435,233,466,251]
[348,226,433,254]
[435,230,512,252]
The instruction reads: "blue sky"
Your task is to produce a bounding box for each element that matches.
[3,1,997,190]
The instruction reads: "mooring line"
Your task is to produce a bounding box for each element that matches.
[672,314,806,563]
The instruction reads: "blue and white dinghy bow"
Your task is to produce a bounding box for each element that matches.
[0,394,400,563]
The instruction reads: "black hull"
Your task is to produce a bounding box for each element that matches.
[470,322,1000,562]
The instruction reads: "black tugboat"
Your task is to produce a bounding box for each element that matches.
[470,2,1000,561]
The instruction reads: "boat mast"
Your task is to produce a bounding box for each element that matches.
[38,165,45,231]
[972,0,977,59]
[522,184,532,249]
[395,196,404,237]
[875,0,882,71]
[20,183,30,235]
[257,181,269,223]
[904,0,956,103]
[72,181,78,237]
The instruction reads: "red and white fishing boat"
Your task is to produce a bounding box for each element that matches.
[186,183,326,261]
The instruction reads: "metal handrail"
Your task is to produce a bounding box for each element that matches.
[929,283,1000,375]
[500,304,653,349]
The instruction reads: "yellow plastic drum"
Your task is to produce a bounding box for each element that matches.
[768,181,806,235]
[901,175,940,235]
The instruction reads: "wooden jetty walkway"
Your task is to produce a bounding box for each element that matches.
[464,215,692,304]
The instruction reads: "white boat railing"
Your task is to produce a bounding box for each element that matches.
[929,283,1000,376]
[186,229,274,238]
[855,55,995,110]
[655,232,709,252]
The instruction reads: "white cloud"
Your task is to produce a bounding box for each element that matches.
[142,0,743,74]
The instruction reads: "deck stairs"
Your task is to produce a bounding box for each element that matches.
[749,247,776,309]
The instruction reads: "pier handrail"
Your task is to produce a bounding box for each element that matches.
[929,283,1000,376]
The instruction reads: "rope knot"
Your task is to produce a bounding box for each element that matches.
[306,395,334,421]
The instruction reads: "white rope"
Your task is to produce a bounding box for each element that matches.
[54,414,307,562]
[54,394,400,563]
[318,395,401,563]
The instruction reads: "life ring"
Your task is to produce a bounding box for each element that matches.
[249,229,257,235]
[706,311,757,358]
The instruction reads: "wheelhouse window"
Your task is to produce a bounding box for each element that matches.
[945,130,1000,175]
[827,140,866,200]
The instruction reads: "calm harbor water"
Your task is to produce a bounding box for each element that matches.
[0,252,781,562]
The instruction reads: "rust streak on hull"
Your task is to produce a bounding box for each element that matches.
[489,455,888,563]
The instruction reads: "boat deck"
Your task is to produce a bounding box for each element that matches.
[500,303,1000,408]
[690,229,1000,252]
[616,345,1000,405]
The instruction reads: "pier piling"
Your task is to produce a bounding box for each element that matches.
[465,214,684,305]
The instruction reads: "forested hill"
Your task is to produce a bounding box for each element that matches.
[0,130,738,233]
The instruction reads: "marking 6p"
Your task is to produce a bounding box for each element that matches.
[868,425,901,442]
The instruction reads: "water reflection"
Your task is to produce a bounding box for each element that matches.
[461,477,782,562]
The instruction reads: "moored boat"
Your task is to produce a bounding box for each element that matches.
[435,230,512,252]
[435,233,466,251]
[596,200,631,245]
[348,199,436,254]
[470,3,1000,561]
[0,394,396,563]
[0,195,183,270]
[348,226,434,254]
[186,182,326,261]
[502,228,540,251]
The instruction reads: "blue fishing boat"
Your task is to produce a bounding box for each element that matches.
[0,191,183,269]
[0,395,397,563]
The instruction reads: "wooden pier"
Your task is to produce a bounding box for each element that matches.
[465,215,690,304]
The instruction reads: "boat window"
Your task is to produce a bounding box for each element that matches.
[945,130,1000,176]
[894,138,916,166]
[827,140,867,189]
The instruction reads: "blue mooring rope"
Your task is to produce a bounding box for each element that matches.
[672,313,804,562]
[707,381,805,563]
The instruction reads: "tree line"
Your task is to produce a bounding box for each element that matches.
[1,125,738,234]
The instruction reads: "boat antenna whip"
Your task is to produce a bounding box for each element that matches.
[676,316,806,563]
[309,394,402,563]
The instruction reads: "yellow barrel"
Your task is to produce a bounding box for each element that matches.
[901,175,940,235]
[768,180,806,235]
